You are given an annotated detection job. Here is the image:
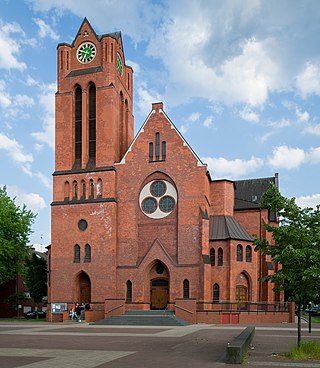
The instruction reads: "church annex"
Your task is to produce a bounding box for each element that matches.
[48,19,289,323]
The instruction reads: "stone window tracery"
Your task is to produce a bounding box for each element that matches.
[139,179,177,219]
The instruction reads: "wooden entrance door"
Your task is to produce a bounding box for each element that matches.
[236,285,248,310]
[150,279,169,309]
[79,273,91,304]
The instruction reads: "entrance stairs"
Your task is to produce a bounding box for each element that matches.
[93,310,189,326]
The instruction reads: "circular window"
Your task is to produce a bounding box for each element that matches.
[156,264,165,274]
[78,219,88,231]
[150,180,166,197]
[142,197,157,214]
[159,196,175,213]
[139,179,177,219]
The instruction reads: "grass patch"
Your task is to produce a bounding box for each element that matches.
[286,341,320,360]
[311,316,320,323]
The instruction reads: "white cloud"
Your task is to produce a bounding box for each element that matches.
[188,112,201,123]
[31,83,56,149]
[268,145,305,170]
[259,131,275,143]
[0,133,33,164]
[180,125,187,134]
[269,118,291,129]
[0,80,11,108]
[202,156,263,179]
[203,116,213,128]
[0,19,27,70]
[136,83,162,117]
[295,107,309,123]
[295,193,320,209]
[15,94,34,107]
[4,185,47,212]
[303,124,320,136]
[33,18,59,41]
[296,63,320,98]
[239,106,260,123]
[35,171,51,188]
[306,147,320,164]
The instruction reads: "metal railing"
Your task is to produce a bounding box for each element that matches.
[196,301,289,313]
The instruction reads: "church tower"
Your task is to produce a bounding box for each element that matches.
[49,19,133,318]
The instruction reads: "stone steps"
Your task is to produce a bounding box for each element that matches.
[93,310,189,326]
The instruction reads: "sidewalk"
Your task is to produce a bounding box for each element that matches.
[1,321,320,367]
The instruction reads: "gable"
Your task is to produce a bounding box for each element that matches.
[119,102,206,168]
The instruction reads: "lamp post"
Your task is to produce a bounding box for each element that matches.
[309,301,312,334]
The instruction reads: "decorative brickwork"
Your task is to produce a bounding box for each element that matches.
[49,19,283,324]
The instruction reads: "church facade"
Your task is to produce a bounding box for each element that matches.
[48,19,284,322]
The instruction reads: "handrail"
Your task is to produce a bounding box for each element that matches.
[175,304,193,314]
[106,303,124,314]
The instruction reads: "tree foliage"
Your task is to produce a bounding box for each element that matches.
[254,183,320,346]
[0,186,35,285]
[25,253,47,305]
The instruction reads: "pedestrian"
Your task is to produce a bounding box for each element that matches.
[75,303,82,322]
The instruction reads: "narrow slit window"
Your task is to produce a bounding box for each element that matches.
[84,244,91,262]
[74,244,80,263]
[149,142,154,161]
[162,141,166,160]
[183,279,190,299]
[210,248,215,266]
[213,283,220,303]
[155,132,160,161]
[218,248,223,266]
[88,84,96,162]
[74,87,82,164]
[126,280,132,301]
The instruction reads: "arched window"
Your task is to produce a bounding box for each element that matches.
[218,248,223,266]
[74,244,80,263]
[81,180,86,200]
[126,280,132,301]
[88,84,96,164]
[246,245,252,262]
[74,86,82,166]
[84,244,91,262]
[64,181,70,200]
[213,283,220,303]
[183,279,190,299]
[97,178,102,197]
[210,248,215,266]
[73,181,78,200]
[89,179,94,198]
[120,92,125,158]
[237,244,243,261]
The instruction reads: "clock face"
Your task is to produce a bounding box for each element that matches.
[77,42,96,64]
[116,53,123,76]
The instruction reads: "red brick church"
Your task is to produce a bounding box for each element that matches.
[48,19,287,323]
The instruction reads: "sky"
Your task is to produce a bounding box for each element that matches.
[1,0,320,251]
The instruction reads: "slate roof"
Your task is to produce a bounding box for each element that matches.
[209,215,253,241]
[234,175,278,221]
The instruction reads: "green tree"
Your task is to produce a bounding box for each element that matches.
[0,186,35,285]
[254,183,320,346]
[25,253,47,308]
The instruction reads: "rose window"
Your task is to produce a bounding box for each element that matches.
[139,180,177,219]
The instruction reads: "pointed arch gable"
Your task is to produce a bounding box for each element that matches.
[118,104,206,167]
[137,239,177,270]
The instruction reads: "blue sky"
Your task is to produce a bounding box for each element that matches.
[1,0,320,250]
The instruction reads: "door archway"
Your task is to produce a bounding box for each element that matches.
[149,261,169,309]
[76,272,91,304]
[235,272,250,309]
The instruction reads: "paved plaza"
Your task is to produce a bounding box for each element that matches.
[1,321,320,367]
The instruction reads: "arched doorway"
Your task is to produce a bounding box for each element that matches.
[149,261,169,309]
[235,272,250,309]
[76,272,91,304]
